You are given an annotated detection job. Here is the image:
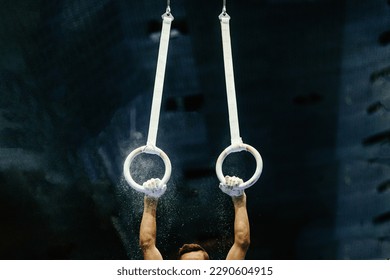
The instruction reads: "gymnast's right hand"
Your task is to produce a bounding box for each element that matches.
[142,178,167,198]
[219,175,245,197]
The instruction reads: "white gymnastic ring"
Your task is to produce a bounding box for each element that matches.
[123,145,172,194]
[216,143,263,190]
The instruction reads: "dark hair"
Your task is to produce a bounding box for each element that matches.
[178,243,209,260]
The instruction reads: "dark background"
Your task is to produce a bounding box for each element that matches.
[0,0,389,260]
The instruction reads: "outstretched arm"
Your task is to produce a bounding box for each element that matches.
[219,176,250,260]
[226,193,250,260]
[139,196,163,260]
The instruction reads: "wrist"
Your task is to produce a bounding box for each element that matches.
[232,192,246,205]
[144,196,159,208]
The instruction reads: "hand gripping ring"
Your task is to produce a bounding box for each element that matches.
[216,143,263,190]
[123,145,172,195]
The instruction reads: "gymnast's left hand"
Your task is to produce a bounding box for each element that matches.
[142,178,167,198]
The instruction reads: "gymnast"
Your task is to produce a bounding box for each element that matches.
[138,176,250,260]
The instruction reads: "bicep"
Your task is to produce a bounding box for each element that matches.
[142,245,163,260]
[225,243,247,260]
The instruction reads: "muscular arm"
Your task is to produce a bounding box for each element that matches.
[226,193,250,260]
[139,196,163,260]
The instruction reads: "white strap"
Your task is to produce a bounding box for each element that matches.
[146,11,174,148]
[219,12,243,146]
[215,7,263,191]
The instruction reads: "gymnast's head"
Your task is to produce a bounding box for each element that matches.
[178,243,209,260]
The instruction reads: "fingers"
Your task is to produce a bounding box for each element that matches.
[225,175,243,187]
[219,175,244,197]
[142,178,166,198]
[143,178,161,189]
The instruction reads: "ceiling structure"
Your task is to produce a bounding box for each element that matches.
[1,0,389,259]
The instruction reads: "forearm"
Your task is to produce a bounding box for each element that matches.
[139,196,158,249]
[232,194,250,247]
[226,193,250,259]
